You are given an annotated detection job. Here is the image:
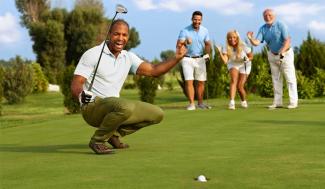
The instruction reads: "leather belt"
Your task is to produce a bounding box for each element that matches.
[184,55,204,58]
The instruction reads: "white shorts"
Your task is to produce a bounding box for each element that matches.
[227,61,252,74]
[181,57,207,81]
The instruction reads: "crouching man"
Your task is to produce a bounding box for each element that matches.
[71,19,187,154]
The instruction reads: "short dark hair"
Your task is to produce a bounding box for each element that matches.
[109,19,129,33]
[192,11,202,18]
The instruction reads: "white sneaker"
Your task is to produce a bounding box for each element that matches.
[241,101,248,108]
[186,104,196,111]
[287,103,298,109]
[268,104,282,109]
[228,101,235,110]
[197,103,212,109]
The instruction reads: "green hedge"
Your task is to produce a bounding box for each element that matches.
[60,64,80,114]
[0,65,4,115]
[32,62,49,93]
[296,70,316,99]
[2,57,34,104]
[135,75,159,104]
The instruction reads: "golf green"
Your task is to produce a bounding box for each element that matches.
[1,91,325,188]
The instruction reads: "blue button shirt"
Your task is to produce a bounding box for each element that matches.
[256,21,289,53]
[178,25,210,56]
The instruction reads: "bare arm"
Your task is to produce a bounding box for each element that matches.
[71,75,87,99]
[204,40,212,55]
[216,46,228,64]
[247,31,261,46]
[247,52,253,61]
[136,44,187,77]
[279,37,291,55]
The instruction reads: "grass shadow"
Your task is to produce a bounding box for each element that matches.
[253,120,325,127]
[0,143,92,154]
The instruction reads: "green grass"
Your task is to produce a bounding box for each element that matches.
[1,90,325,189]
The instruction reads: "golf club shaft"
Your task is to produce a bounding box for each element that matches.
[88,12,118,91]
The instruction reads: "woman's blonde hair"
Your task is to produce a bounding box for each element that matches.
[226,30,245,60]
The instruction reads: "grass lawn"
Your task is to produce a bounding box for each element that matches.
[1,90,325,189]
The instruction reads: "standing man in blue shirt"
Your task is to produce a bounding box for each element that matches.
[247,9,298,109]
[177,11,212,110]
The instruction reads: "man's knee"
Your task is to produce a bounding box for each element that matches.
[119,101,136,119]
[108,98,135,120]
[152,106,164,124]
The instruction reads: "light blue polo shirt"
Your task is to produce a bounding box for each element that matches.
[256,21,289,53]
[75,41,143,98]
[178,25,210,56]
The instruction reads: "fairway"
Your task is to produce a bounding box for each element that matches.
[1,91,325,189]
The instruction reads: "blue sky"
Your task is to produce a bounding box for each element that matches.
[1,0,325,61]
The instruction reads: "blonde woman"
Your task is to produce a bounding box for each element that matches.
[217,30,253,110]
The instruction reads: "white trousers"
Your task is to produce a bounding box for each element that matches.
[267,48,298,105]
[181,57,207,81]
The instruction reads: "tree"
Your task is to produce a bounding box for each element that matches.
[29,17,66,84]
[0,65,4,116]
[125,27,141,51]
[296,32,325,77]
[65,4,141,66]
[31,62,49,93]
[206,47,229,98]
[16,0,67,84]
[248,51,273,97]
[15,0,50,27]
[64,7,103,66]
[160,49,178,75]
[61,64,80,113]
[2,56,34,104]
[160,50,175,61]
[75,0,104,14]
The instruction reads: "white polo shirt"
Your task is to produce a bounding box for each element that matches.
[74,41,143,98]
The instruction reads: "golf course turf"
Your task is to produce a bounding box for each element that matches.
[1,91,325,188]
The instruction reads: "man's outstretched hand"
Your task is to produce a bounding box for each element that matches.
[175,43,187,60]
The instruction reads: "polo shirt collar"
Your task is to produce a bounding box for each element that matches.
[102,40,127,58]
[266,20,278,28]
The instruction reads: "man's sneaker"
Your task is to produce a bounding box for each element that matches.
[186,104,196,110]
[108,135,129,149]
[197,103,212,109]
[228,101,235,110]
[89,141,115,154]
[241,101,248,108]
[268,104,283,109]
[287,103,298,109]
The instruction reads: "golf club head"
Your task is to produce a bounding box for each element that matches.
[116,4,127,13]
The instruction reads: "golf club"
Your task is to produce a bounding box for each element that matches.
[205,55,212,109]
[244,38,253,77]
[277,56,283,81]
[88,4,128,91]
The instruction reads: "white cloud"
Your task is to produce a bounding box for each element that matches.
[132,0,254,15]
[309,20,325,33]
[0,12,21,44]
[272,2,325,24]
[133,0,158,10]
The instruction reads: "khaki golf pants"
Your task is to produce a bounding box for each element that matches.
[81,97,164,143]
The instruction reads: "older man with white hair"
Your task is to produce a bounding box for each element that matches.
[247,9,298,109]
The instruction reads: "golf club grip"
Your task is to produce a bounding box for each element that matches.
[88,12,118,91]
